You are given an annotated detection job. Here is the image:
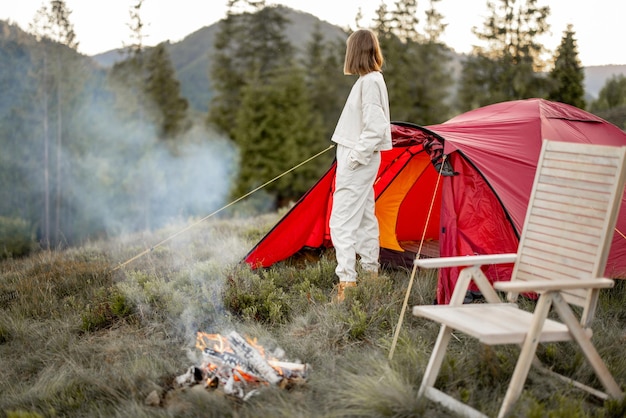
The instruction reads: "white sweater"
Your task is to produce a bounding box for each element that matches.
[331,71,392,166]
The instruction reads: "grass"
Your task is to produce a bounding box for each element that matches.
[0,211,625,417]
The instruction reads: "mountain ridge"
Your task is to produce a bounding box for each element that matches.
[89,6,625,111]
[2,6,625,113]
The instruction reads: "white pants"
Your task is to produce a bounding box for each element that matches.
[330,144,381,282]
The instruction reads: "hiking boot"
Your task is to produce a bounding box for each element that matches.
[335,281,357,303]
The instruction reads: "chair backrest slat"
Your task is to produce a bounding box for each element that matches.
[511,140,626,324]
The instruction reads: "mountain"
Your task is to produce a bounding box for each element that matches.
[4,5,626,115]
[92,6,347,112]
[91,6,626,113]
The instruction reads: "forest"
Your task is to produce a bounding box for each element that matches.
[1,0,626,256]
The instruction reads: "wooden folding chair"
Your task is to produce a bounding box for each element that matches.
[413,139,626,418]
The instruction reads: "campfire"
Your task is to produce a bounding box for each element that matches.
[175,330,309,400]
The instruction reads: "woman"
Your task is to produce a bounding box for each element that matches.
[330,29,392,302]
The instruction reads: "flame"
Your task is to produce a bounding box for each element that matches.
[246,336,266,356]
[195,332,228,352]
[195,332,278,361]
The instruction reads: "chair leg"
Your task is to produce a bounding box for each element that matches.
[552,293,624,399]
[498,293,554,418]
[418,269,475,400]
[418,325,453,398]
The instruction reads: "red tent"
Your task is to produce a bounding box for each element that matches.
[245,99,626,304]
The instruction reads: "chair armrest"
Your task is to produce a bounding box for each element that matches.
[414,253,517,269]
[493,278,615,293]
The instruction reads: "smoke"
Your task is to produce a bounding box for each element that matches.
[60,96,248,344]
[0,44,279,349]
[170,213,274,339]
[62,99,239,241]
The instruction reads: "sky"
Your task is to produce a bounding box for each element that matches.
[1,0,625,67]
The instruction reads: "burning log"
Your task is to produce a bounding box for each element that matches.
[174,330,309,400]
[227,331,282,385]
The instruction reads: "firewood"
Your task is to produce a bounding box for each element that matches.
[227,331,282,385]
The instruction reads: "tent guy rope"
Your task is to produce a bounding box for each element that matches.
[112,144,335,272]
[388,155,446,360]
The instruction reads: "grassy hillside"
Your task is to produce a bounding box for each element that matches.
[1,211,625,417]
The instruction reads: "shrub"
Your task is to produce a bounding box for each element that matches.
[223,267,291,324]
[81,287,135,332]
[0,216,36,259]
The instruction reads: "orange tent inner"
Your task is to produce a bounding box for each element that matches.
[376,149,442,252]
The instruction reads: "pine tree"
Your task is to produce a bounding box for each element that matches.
[208,2,324,209]
[0,26,43,250]
[143,42,189,141]
[207,3,243,136]
[240,6,292,79]
[413,0,453,123]
[208,1,292,137]
[123,0,145,59]
[374,0,453,124]
[302,24,352,142]
[231,67,325,207]
[458,0,551,111]
[109,0,148,122]
[392,0,420,43]
[107,0,156,230]
[458,54,501,109]
[548,24,585,109]
[29,0,82,248]
[373,1,413,121]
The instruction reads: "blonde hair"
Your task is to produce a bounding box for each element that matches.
[343,29,384,76]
